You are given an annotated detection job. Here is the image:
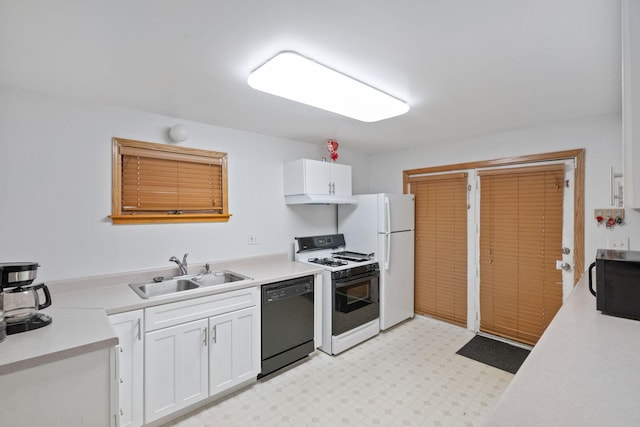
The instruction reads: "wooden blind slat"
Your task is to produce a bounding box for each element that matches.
[477,163,565,176]
[407,172,468,183]
[120,146,223,165]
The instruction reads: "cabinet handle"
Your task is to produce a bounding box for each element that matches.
[328,182,332,194]
[203,327,208,347]
[211,325,217,344]
[136,318,141,341]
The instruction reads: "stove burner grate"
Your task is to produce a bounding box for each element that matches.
[331,251,371,262]
[307,257,348,267]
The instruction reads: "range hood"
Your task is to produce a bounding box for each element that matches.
[285,194,358,205]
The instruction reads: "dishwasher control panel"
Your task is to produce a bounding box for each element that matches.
[263,275,314,302]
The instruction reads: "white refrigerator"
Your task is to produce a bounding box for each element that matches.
[338,193,415,330]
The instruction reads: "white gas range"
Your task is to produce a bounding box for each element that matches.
[295,234,380,355]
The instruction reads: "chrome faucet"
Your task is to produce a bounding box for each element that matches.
[169,253,189,276]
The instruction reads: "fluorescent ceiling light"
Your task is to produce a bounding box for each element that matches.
[248,51,409,122]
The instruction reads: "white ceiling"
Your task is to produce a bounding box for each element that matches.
[0,0,621,154]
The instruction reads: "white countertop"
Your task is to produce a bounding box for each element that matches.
[0,254,321,375]
[51,254,322,314]
[0,308,118,375]
[486,275,640,426]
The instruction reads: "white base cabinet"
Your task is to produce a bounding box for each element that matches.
[209,306,260,397]
[144,318,209,423]
[1,349,112,427]
[109,310,144,427]
[142,286,260,424]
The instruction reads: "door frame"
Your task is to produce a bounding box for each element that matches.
[403,149,585,331]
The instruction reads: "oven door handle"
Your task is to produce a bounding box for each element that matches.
[334,273,379,289]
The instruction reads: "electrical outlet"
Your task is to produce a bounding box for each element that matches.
[248,234,258,245]
[607,238,629,250]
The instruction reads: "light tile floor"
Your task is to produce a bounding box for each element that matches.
[164,316,513,427]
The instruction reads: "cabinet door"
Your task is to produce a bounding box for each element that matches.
[109,310,144,427]
[623,0,640,207]
[304,159,333,195]
[145,318,208,423]
[331,163,352,196]
[209,306,259,397]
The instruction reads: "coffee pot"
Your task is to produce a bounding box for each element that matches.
[3,283,52,322]
[0,262,52,335]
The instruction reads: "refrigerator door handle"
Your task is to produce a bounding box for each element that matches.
[385,233,391,271]
[385,196,391,234]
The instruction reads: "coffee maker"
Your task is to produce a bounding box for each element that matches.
[0,262,52,335]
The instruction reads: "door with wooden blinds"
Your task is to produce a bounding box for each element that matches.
[409,173,468,327]
[479,164,564,345]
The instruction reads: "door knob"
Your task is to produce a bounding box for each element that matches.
[561,247,571,255]
[560,262,571,271]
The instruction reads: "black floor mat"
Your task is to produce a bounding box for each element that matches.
[456,335,530,374]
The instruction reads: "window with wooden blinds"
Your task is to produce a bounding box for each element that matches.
[111,138,230,224]
[408,172,468,327]
[478,164,564,345]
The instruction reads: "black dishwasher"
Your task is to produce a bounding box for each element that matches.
[260,275,315,378]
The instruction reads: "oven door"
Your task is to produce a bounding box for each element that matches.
[332,271,380,336]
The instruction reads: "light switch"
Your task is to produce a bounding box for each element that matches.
[248,234,258,245]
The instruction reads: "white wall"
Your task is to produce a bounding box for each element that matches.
[367,114,640,269]
[3,86,630,282]
[0,87,368,281]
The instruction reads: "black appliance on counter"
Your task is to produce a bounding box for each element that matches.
[589,249,640,321]
[259,274,315,378]
[0,262,52,334]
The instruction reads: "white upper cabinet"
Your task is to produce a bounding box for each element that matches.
[623,0,640,208]
[284,159,355,204]
[329,162,353,196]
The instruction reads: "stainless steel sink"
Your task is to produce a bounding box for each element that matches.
[190,270,252,287]
[129,278,199,299]
[129,270,252,299]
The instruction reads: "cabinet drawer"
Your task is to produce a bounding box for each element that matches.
[145,287,258,332]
